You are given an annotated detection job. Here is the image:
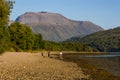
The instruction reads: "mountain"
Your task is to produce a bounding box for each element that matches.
[15,12,103,42]
[66,34,87,42]
[67,27,120,52]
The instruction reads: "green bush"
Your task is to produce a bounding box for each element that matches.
[9,22,35,51]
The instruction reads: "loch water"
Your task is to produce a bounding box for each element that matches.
[78,52,120,77]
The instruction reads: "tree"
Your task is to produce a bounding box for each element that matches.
[33,34,44,50]
[9,22,35,51]
[0,0,14,53]
[5,0,15,12]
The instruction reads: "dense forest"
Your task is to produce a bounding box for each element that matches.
[71,27,120,52]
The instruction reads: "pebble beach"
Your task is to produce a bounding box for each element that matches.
[0,52,89,80]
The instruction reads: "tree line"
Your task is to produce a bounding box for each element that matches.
[8,22,96,52]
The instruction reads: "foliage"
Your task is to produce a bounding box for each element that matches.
[5,0,15,12]
[39,41,97,52]
[5,21,97,52]
[42,41,62,51]
[8,23,94,52]
[0,26,10,53]
[33,34,44,50]
[0,0,13,53]
[8,25,119,52]
[61,42,97,52]
[78,27,120,52]
[9,22,35,51]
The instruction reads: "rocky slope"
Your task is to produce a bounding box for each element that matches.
[16,12,103,42]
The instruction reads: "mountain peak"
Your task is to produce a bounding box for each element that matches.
[16,12,68,25]
[16,12,104,42]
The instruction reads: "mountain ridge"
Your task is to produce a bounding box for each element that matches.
[15,11,104,42]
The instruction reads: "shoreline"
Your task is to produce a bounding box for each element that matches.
[61,54,120,80]
[1,52,120,80]
[0,52,89,80]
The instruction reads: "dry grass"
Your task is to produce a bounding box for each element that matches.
[0,52,88,80]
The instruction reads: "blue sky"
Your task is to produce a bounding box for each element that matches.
[10,0,120,30]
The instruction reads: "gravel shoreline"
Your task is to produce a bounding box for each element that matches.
[62,54,120,80]
[0,52,89,80]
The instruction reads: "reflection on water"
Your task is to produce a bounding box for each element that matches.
[79,55,120,58]
[79,53,120,77]
[79,52,120,58]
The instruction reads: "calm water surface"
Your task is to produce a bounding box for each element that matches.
[78,52,120,77]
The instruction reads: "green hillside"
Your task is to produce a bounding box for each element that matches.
[69,27,120,52]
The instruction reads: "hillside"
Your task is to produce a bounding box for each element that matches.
[67,27,120,52]
[15,12,103,42]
